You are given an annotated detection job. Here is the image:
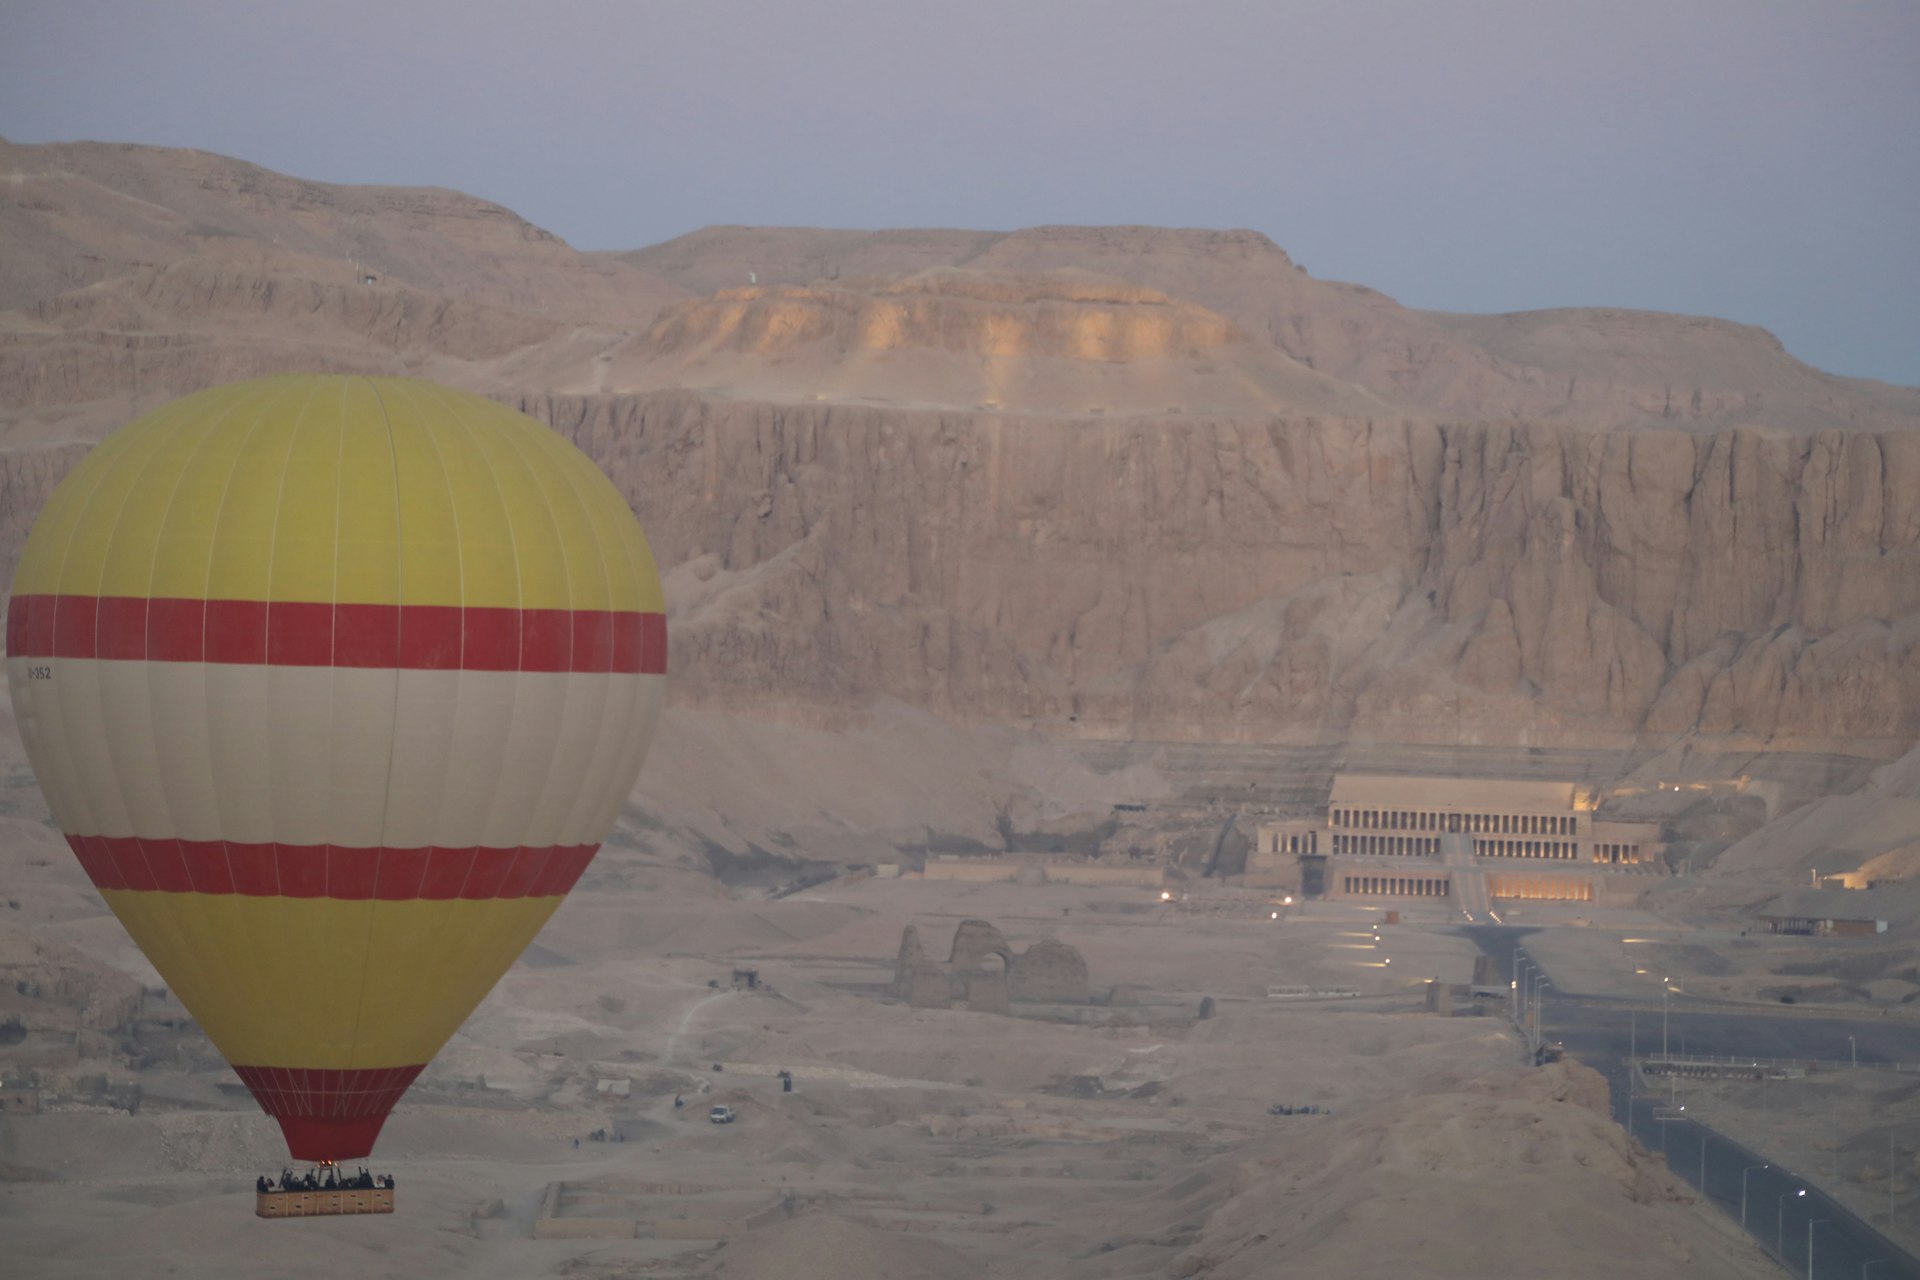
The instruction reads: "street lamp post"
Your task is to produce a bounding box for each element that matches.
[1511,944,1521,1025]
[1891,1129,1898,1230]
[1653,1105,1684,1157]
[1535,977,1550,1057]
[1505,955,1520,1036]
[1807,1219,1830,1280]
[1524,960,1537,1038]
[1658,974,1674,1066]
[1778,1188,1805,1260]
[1740,1164,1769,1230]
[1532,965,1543,1054]
[1517,959,1537,1053]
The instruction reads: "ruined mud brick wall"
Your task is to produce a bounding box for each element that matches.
[893,920,1091,1009]
[964,972,1010,1013]
[946,919,1012,968]
[1009,939,1090,1003]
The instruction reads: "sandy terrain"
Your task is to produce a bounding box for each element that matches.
[5,861,1780,1280]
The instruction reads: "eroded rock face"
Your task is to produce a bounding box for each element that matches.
[641,271,1238,363]
[601,266,1381,418]
[526,391,1920,750]
[4,141,1917,757]
[630,224,1920,434]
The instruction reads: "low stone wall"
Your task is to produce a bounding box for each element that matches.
[1240,860,1300,890]
[920,859,1163,887]
[653,1219,737,1240]
[533,1216,636,1240]
[1044,864,1163,887]
[923,860,1019,883]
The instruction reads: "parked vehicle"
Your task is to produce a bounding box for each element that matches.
[708,1105,735,1124]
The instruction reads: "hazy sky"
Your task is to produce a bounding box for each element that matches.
[3,1,1916,385]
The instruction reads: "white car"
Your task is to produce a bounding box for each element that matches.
[708,1105,735,1124]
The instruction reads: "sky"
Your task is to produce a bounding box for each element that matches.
[2,0,1916,385]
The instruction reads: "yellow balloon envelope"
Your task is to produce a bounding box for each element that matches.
[5,376,665,1159]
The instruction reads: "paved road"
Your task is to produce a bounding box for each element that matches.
[1463,925,1920,1280]
[1465,925,1920,1069]
[1622,1102,1914,1280]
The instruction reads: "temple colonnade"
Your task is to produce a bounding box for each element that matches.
[1338,874,1452,897]
[1329,807,1578,836]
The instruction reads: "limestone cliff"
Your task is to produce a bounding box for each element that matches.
[3,140,1917,759]
[630,225,1920,433]
[523,391,1920,751]
[594,268,1387,418]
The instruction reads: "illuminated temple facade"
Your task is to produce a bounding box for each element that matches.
[1329,776,1591,860]
[1248,774,1661,904]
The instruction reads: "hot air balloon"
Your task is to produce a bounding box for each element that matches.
[4,375,665,1162]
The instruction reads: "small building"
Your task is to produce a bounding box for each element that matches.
[1757,890,1890,937]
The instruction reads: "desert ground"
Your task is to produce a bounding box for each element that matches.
[5,863,1782,1280]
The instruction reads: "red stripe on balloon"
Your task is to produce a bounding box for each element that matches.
[233,1064,426,1159]
[235,1064,425,1118]
[65,834,600,900]
[6,594,666,674]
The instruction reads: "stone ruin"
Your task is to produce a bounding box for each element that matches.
[892,919,1090,1011]
[1012,938,1091,1003]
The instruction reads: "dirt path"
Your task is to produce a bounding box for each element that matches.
[663,988,732,1066]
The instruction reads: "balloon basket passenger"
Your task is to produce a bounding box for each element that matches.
[255,1162,397,1218]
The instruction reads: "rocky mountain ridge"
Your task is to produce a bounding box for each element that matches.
[623,223,1920,433]
[594,267,1389,418]
[2,139,1916,757]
